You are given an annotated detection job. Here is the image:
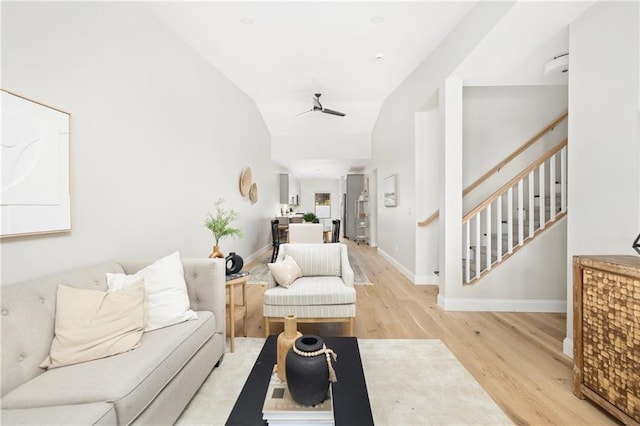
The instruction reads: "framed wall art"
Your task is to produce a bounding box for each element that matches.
[383,174,397,207]
[1,90,71,237]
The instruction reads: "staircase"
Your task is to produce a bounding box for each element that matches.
[462,139,567,284]
[418,111,568,286]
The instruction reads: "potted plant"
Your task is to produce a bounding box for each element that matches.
[302,212,318,223]
[204,199,243,258]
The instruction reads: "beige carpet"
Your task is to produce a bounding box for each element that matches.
[177,338,512,425]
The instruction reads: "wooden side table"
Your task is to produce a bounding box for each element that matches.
[226,273,248,352]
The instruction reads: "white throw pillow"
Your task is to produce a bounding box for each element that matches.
[106,251,197,331]
[268,255,303,288]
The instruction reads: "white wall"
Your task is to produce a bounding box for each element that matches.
[439,217,567,311]
[462,86,568,211]
[372,1,516,277]
[415,108,440,283]
[297,178,341,228]
[565,1,640,355]
[1,2,277,285]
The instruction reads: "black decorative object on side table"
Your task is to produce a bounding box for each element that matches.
[225,252,244,275]
[633,233,640,255]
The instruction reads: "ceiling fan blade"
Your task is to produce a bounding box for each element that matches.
[321,108,346,117]
[294,109,313,118]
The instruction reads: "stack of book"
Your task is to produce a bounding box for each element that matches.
[262,369,334,425]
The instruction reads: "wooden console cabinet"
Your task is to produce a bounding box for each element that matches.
[573,255,640,425]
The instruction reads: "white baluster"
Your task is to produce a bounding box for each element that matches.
[496,196,502,262]
[475,213,481,279]
[561,146,567,212]
[486,203,492,271]
[465,221,470,283]
[539,162,546,229]
[550,154,556,221]
[507,187,513,254]
[517,180,524,246]
[528,171,535,238]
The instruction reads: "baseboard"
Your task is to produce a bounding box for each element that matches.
[563,338,573,359]
[414,274,439,285]
[244,244,271,264]
[438,296,567,313]
[377,248,415,282]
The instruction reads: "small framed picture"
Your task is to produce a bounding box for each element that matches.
[384,174,397,207]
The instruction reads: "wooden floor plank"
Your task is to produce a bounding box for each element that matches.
[242,240,617,425]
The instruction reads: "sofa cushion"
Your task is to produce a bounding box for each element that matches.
[1,262,126,397]
[106,251,197,331]
[268,255,303,288]
[2,311,216,425]
[281,244,342,276]
[263,276,356,306]
[40,281,146,369]
[1,402,116,426]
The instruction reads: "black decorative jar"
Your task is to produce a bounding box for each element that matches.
[285,335,337,406]
[225,252,244,275]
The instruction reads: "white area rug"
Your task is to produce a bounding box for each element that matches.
[177,338,512,426]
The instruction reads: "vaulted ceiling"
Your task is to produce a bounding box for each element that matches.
[146,1,592,179]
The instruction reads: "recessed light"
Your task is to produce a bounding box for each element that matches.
[240,17,254,25]
[371,16,384,24]
[375,53,384,61]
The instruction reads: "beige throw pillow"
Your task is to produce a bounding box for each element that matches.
[268,255,303,288]
[40,280,146,369]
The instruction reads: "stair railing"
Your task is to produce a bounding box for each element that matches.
[417,111,568,227]
[462,138,568,284]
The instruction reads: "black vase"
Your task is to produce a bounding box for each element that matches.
[225,252,244,275]
[285,335,330,406]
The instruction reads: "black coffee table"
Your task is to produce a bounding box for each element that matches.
[226,336,374,425]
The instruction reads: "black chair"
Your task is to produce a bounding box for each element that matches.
[271,219,281,263]
[331,219,341,243]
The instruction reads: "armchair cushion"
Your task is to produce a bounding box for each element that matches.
[263,276,356,306]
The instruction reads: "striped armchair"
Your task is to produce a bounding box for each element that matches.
[263,243,356,336]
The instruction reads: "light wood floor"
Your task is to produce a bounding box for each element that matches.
[238,239,618,425]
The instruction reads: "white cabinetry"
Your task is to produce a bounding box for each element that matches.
[279,173,299,205]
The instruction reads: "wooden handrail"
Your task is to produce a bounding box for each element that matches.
[417,111,568,227]
[462,111,567,197]
[462,138,567,223]
[417,210,439,227]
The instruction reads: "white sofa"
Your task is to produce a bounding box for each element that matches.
[1,258,226,425]
[263,243,356,336]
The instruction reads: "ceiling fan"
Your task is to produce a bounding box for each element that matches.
[295,93,346,117]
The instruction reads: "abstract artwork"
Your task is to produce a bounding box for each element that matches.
[1,90,71,237]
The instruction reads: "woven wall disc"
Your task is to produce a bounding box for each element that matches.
[249,183,258,204]
[240,167,252,196]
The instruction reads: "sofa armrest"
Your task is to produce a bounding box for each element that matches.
[181,258,226,334]
[340,245,354,287]
[118,258,226,335]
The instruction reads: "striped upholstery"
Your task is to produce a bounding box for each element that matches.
[263,276,356,306]
[267,244,354,289]
[263,243,356,333]
[282,243,341,276]
[263,304,355,319]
